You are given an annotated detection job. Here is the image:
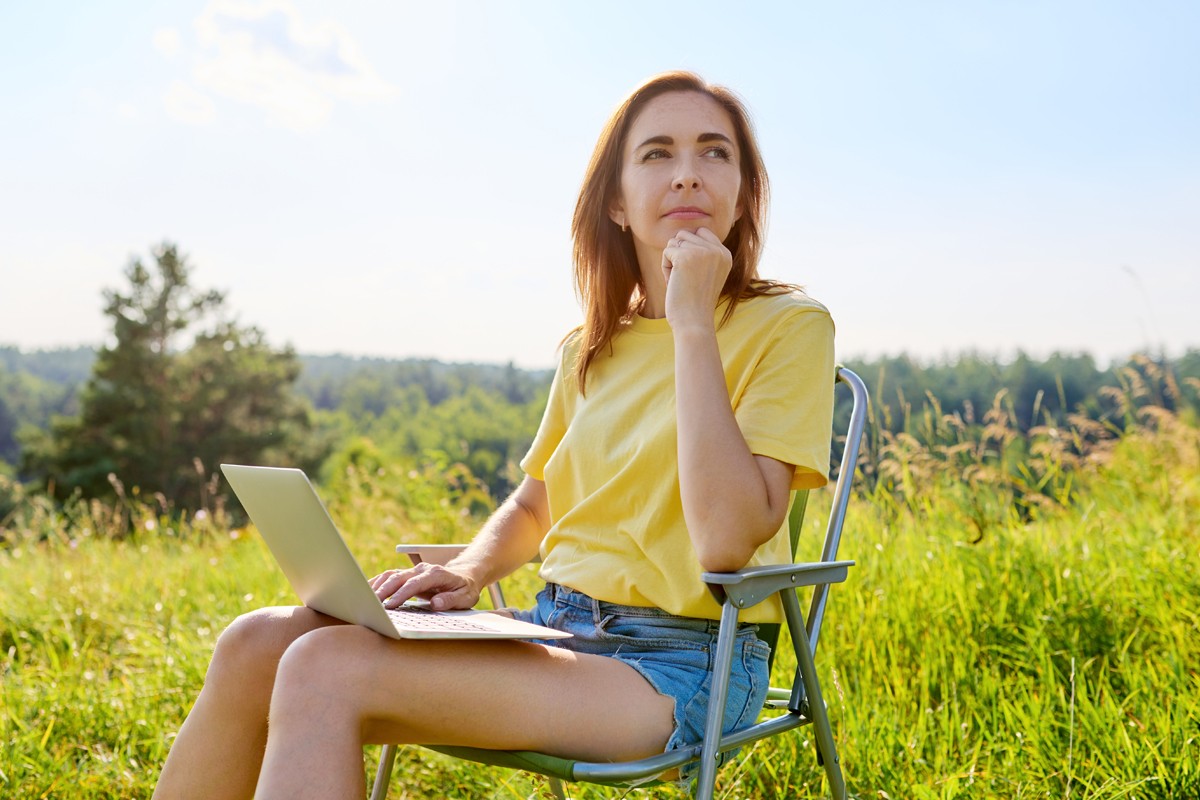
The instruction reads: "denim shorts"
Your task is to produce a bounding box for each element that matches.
[512,582,771,783]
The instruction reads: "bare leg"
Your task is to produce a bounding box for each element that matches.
[152,606,343,800]
[255,625,676,799]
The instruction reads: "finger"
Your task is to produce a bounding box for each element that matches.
[372,565,427,601]
[382,566,464,608]
[373,572,412,602]
[666,233,719,261]
[368,570,400,591]
[369,569,399,593]
[428,584,478,611]
[662,235,694,270]
[375,562,427,585]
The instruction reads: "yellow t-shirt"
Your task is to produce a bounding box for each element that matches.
[520,291,835,622]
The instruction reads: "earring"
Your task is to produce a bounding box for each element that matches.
[620,218,627,233]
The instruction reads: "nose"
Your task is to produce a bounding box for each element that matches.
[672,155,702,191]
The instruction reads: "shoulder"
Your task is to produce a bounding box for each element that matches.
[559,327,584,360]
[548,328,584,394]
[734,290,833,331]
[724,292,835,368]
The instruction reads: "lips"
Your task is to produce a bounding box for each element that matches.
[663,206,709,219]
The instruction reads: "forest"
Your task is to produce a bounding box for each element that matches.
[3,339,1198,521]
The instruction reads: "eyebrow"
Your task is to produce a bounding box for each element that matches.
[633,132,735,149]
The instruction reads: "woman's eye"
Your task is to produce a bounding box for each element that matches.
[703,146,732,161]
[640,148,670,161]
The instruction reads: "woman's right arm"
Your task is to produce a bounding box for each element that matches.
[369,475,550,611]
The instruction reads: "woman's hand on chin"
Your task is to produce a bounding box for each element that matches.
[661,227,732,332]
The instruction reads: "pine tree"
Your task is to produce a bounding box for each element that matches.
[23,242,324,512]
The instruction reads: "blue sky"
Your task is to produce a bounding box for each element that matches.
[1,1,1196,368]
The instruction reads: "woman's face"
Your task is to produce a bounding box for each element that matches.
[610,91,743,258]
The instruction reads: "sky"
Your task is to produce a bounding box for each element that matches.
[1,1,1196,369]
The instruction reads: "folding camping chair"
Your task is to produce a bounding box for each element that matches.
[370,366,868,800]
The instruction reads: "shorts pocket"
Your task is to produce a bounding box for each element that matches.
[677,632,771,736]
[734,636,772,728]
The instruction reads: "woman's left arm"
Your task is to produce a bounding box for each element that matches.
[664,229,797,572]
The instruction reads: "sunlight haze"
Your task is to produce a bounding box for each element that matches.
[1,0,1196,368]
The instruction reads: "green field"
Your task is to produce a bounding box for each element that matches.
[3,414,1198,799]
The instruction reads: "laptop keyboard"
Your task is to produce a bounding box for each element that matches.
[386,607,499,634]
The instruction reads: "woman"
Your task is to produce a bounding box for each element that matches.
[153,71,835,799]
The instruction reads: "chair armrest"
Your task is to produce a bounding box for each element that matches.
[396,544,544,567]
[396,544,469,567]
[703,560,855,609]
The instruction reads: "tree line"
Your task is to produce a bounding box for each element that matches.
[2,242,1197,527]
[841,348,1200,440]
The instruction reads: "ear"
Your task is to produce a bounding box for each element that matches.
[608,197,626,230]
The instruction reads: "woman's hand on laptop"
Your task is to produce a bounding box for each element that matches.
[369,562,481,612]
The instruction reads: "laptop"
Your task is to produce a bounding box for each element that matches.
[220,464,570,640]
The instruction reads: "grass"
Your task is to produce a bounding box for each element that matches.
[2,410,1198,798]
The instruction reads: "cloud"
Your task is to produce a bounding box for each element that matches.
[168,0,397,130]
[153,27,182,58]
[164,79,217,125]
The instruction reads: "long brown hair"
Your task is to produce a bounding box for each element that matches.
[570,71,790,391]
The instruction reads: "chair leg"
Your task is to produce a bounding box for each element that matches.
[546,776,568,799]
[369,744,398,800]
[695,602,742,800]
[792,633,846,800]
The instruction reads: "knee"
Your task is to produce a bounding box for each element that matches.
[207,606,322,689]
[271,626,389,711]
[275,626,377,685]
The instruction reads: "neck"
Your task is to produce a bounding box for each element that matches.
[638,253,667,318]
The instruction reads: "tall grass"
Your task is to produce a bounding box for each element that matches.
[2,376,1198,798]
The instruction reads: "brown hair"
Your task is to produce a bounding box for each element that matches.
[570,71,791,391]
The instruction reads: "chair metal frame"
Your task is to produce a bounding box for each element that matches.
[370,367,868,800]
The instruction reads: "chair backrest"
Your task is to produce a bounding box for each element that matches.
[809,366,868,652]
[759,366,867,666]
